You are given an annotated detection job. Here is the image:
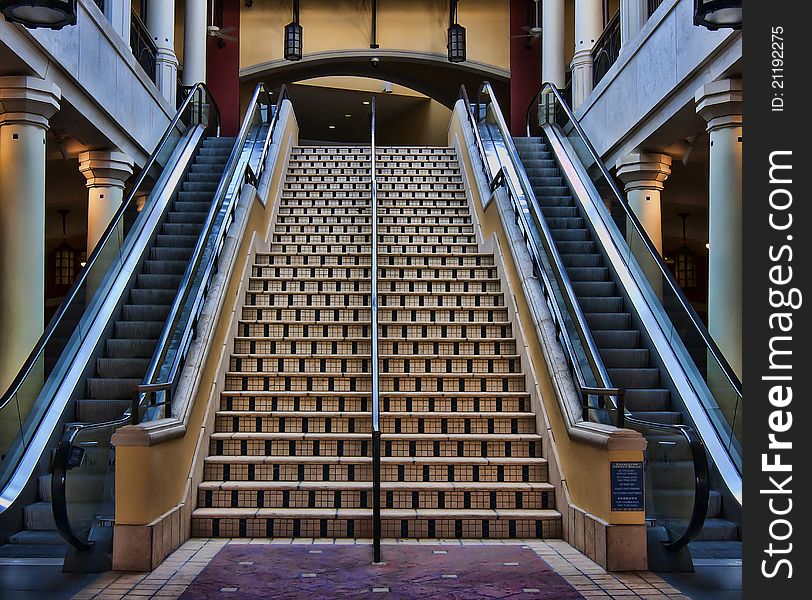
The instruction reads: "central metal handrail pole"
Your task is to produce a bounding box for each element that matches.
[370,96,382,564]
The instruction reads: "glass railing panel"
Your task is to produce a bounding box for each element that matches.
[632,420,706,549]
[1,85,217,519]
[55,422,117,547]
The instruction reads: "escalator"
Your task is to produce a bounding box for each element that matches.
[0,83,283,570]
[460,83,742,570]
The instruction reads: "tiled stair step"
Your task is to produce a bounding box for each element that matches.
[191,508,561,539]
[379,267,497,278]
[378,292,505,306]
[197,482,555,510]
[380,282,502,294]
[245,281,371,294]
[378,243,481,253]
[280,199,370,207]
[379,254,495,266]
[276,215,370,223]
[208,433,542,457]
[256,253,372,266]
[202,456,549,483]
[380,309,510,321]
[239,293,370,307]
[378,236,477,244]
[250,269,371,280]
[214,412,537,435]
[274,226,372,235]
[235,324,370,338]
[379,323,514,338]
[227,354,522,372]
[238,310,371,323]
[285,175,370,183]
[269,244,371,254]
[378,176,464,184]
[378,199,468,207]
[273,235,371,245]
[378,217,472,225]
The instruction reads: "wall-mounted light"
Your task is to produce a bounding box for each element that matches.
[447,0,466,63]
[284,0,302,61]
[0,0,76,29]
[694,0,742,31]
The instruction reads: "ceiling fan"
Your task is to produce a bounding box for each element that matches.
[207,0,237,45]
[511,0,542,46]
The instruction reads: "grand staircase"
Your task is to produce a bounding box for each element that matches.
[0,136,235,558]
[513,135,740,557]
[191,145,561,540]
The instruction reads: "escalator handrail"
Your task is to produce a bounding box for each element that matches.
[465,81,710,551]
[135,82,287,419]
[52,83,286,550]
[0,83,220,412]
[462,82,622,411]
[525,82,741,399]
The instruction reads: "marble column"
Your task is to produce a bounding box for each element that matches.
[0,76,60,394]
[183,0,207,86]
[146,0,178,105]
[616,152,672,254]
[542,0,566,88]
[620,0,647,48]
[571,0,604,109]
[79,150,134,254]
[696,78,742,378]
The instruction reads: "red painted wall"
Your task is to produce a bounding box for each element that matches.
[206,1,241,136]
[509,0,541,135]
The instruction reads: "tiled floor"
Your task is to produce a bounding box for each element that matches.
[67,538,692,599]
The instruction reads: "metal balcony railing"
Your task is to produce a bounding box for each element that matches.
[130,9,157,83]
[591,11,621,88]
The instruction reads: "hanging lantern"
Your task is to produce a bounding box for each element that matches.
[447,0,466,63]
[54,209,76,286]
[675,213,697,290]
[0,0,77,29]
[284,0,302,61]
[693,0,742,31]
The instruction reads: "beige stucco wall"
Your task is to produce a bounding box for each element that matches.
[240,0,510,72]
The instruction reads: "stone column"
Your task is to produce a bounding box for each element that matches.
[616,152,672,254]
[542,0,566,88]
[696,79,742,378]
[106,0,132,46]
[620,0,647,48]
[0,76,60,394]
[146,0,178,105]
[571,0,604,109]
[79,150,134,254]
[183,0,207,86]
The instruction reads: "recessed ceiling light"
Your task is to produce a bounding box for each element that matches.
[328,125,336,129]
[362,101,370,105]
[345,114,352,118]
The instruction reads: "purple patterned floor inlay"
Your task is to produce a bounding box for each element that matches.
[178,544,585,599]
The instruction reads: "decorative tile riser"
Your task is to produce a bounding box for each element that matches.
[198,490,554,510]
[275,225,371,235]
[273,234,371,245]
[381,309,509,322]
[218,396,527,413]
[202,464,547,483]
[208,438,541,458]
[380,324,513,338]
[256,255,372,267]
[219,396,370,412]
[378,235,475,245]
[378,217,472,225]
[232,340,370,355]
[241,293,369,308]
[378,244,480,254]
[246,280,370,293]
[214,415,537,435]
[379,267,496,278]
[379,297,504,309]
[226,356,520,374]
[223,375,370,393]
[270,244,370,254]
[191,517,560,539]
[238,323,370,338]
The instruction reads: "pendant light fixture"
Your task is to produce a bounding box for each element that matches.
[447,0,466,63]
[0,0,76,29]
[284,0,303,61]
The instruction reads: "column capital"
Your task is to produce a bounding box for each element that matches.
[696,78,742,131]
[79,150,134,189]
[0,76,60,128]
[616,152,672,191]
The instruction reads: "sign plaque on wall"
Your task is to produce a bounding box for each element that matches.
[610,461,644,512]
